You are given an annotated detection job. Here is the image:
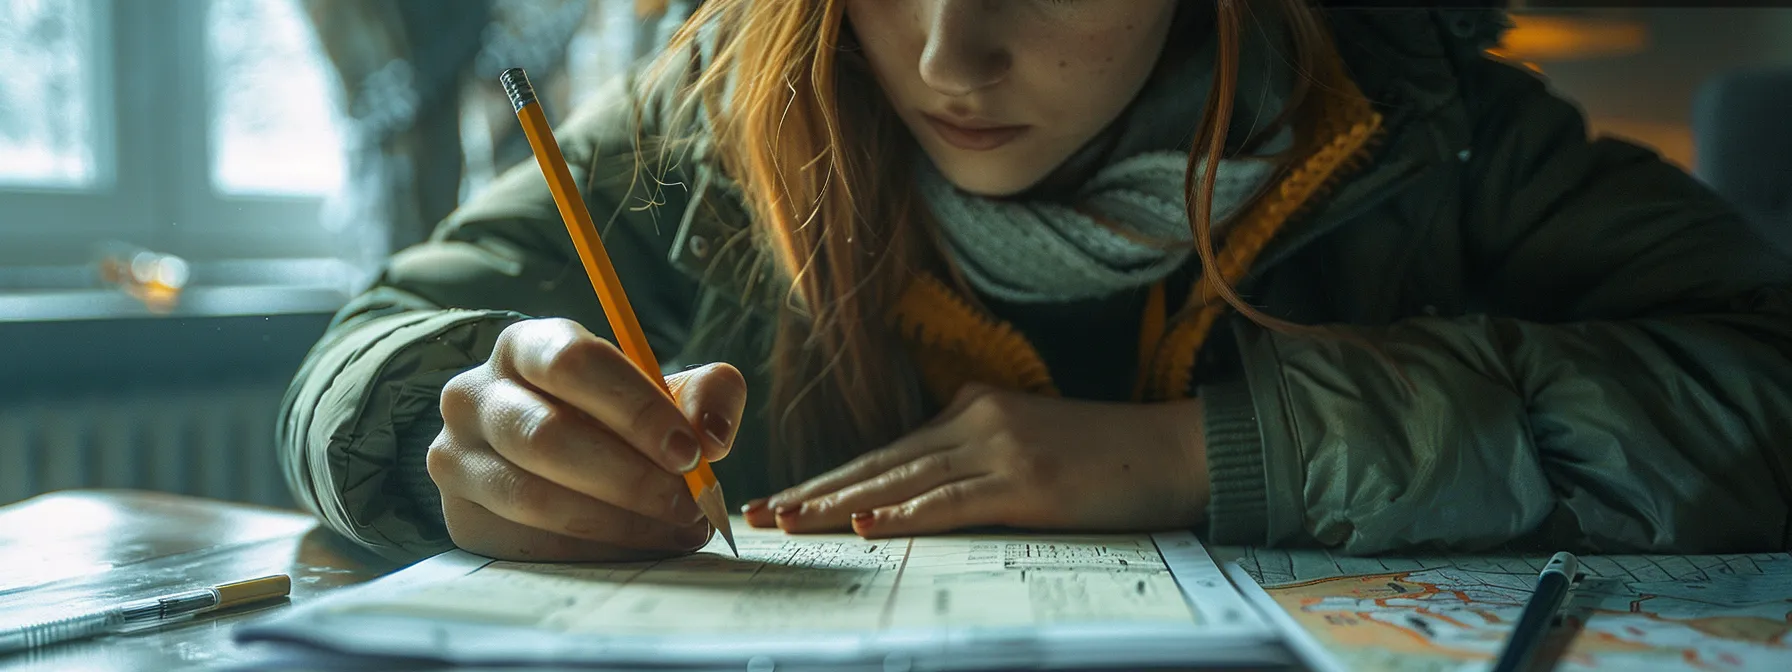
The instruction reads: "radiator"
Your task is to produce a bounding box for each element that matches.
[0,383,294,509]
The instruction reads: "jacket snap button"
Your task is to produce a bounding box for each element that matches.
[687,235,711,259]
[1423,304,1440,316]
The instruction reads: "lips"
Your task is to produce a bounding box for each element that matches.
[923,113,1029,151]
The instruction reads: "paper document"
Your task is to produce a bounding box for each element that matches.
[357,532,1197,633]
[237,521,1288,670]
[1216,547,1792,672]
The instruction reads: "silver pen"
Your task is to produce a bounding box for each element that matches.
[0,574,290,652]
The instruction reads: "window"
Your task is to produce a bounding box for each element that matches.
[207,0,346,197]
[0,0,360,321]
[0,0,98,189]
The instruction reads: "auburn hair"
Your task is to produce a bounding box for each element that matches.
[639,0,1357,487]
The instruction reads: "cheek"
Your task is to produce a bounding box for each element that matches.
[1029,23,1164,132]
[845,1,922,92]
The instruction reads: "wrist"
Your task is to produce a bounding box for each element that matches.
[1153,398,1210,525]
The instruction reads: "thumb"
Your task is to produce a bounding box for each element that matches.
[665,362,748,462]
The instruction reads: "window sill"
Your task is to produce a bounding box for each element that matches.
[0,285,352,323]
[0,258,365,323]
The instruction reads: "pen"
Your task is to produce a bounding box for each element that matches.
[1491,551,1579,672]
[0,574,290,652]
[500,67,738,557]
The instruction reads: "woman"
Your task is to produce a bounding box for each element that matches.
[279,0,1792,563]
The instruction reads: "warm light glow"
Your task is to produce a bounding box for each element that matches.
[1492,14,1649,62]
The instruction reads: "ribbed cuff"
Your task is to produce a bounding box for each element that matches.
[395,410,449,537]
[1199,378,1269,545]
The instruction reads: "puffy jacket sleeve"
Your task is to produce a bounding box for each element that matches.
[277,75,701,560]
[1199,57,1792,554]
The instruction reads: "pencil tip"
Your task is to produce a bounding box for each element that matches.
[693,484,738,557]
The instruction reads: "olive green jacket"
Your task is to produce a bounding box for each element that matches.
[278,10,1792,562]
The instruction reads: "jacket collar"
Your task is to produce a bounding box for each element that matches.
[1248,7,1498,275]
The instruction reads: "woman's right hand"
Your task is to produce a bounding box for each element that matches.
[428,318,747,562]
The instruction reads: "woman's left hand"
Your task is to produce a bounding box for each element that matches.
[742,383,1211,538]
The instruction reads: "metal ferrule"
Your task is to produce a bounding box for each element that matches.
[500,68,537,112]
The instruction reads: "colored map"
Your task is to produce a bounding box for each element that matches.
[1218,549,1792,671]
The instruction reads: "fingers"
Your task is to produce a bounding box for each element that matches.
[747,383,1001,530]
[850,476,1012,539]
[774,448,979,534]
[757,423,960,528]
[664,362,748,462]
[441,496,699,563]
[493,318,703,475]
[429,438,712,554]
[475,378,703,526]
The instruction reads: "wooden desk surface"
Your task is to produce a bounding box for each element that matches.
[0,490,401,671]
[0,491,1265,672]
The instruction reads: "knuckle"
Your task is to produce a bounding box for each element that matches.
[951,382,989,407]
[936,483,968,508]
[491,321,527,359]
[513,404,566,456]
[439,368,484,418]
[541,337,600,384]
[809,490,851,516]
[862,450,905,478]
[963,392,1010,422]
[894,497,928,522]
[424,432,458,484]
[494,318,556,367]
[627,387,671,436]
[928,452,955,478]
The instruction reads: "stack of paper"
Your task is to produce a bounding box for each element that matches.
[236,522,1296,670]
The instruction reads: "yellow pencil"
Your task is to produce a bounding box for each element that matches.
[500,68,737,556]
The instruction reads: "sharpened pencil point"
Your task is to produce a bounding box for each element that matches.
[720,524,739,557]
[693,484,737,557]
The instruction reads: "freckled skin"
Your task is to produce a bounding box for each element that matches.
[846,0,1179,196]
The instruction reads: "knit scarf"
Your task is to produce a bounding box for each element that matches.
[921,14,1293,304]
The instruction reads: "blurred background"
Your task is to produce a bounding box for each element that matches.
[0,1,1788,511]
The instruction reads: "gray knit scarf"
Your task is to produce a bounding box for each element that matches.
[922,16,1293,304]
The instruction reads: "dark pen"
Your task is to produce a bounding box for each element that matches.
[1491,551,1580,672]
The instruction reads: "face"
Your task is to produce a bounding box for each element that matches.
[845,0,1180,196]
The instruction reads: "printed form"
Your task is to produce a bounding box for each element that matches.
[338,525,1210,634]
[240,521,1288,669]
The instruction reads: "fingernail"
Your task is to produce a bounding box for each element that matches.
[700,410,733,448]
[775,503,801,520]
[851,511,875,531]
[741,499,768,515]
[665,428,701,472]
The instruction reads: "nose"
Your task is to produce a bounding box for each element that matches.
[917,0,1010,97]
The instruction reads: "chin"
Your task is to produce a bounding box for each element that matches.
[928,153,1053,198]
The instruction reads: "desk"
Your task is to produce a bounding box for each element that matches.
[0,490,399,671]
[0,492,1248,672]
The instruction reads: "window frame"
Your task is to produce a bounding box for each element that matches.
[0,0,364,322]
